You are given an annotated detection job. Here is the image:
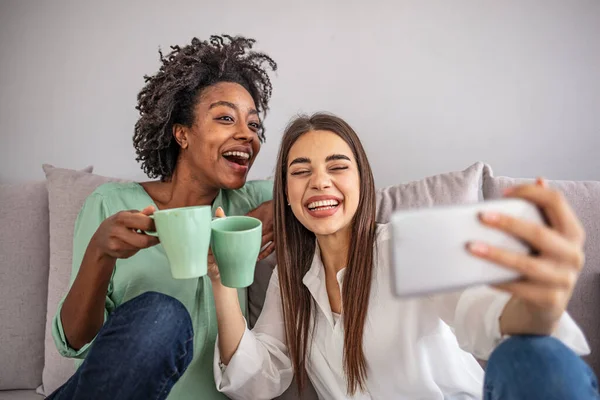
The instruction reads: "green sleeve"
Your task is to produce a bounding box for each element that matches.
[52,192,116,359]
[246,179,274,209]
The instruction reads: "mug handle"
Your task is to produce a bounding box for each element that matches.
[143,215,159,237]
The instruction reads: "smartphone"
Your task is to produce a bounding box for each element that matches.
[389,198,545,297]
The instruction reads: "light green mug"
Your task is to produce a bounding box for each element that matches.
[211,216,262,288]
[146,206,212,279]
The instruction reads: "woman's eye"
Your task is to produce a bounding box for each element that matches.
[249,122,262,132]
[290,170,310,176]
[217,116,234,122]
[330,166,349,171]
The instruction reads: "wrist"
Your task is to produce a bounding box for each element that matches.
[500,297,556,336]
[87,237,117,272]
[211,279,234,294]
[211,281,240,308]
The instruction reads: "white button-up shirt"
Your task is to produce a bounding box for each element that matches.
[214,224,589,399]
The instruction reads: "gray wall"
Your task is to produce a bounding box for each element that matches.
[1,0,599,187]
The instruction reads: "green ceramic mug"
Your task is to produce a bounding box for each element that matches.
[211,216,262,288]
[146,206,212,279]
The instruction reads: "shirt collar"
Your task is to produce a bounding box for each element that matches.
[302,240,346,328]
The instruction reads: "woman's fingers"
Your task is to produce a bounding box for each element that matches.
[207,248,216,263]
[478,211,585,268]
[118,227,160,249]
[215,206,226,218]
[261,231,274,248]
[140,205,156,215]
[258,241,276,261]
[104,235,157,258]
[468,242,578,288]
[505,184,585,245]
[257,231,275,261]
[116,210,156,232]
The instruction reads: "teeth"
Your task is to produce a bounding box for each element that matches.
[311,206,335,210]
[223,151,250,159]
[307,199,339,209]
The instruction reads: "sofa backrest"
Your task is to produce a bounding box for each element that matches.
[2,161,598,397]
[0,181,49,390]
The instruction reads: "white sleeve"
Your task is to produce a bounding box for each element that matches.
[429,285,591,360]
[214,268,293,400]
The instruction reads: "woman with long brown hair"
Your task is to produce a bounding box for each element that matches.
[210,113,597,399]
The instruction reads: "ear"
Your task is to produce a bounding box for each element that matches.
[173,124,189,149]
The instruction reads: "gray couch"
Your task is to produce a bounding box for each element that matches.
[1,162,598,400]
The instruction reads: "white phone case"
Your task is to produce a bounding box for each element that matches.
[390,198,545,297]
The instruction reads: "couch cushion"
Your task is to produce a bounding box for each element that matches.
[375,162,484,223]
[39,165,125,396]
[0,182,49,389]
[249,162,484,400]
[482,165,600,376]
[0,390,44,400]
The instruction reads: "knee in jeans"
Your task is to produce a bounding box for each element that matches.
[489,335,564,368]
[118,291,193,350]
[486,336,598,398]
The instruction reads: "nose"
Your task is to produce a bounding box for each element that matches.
[310,168,332,191]
[233,124,256,143]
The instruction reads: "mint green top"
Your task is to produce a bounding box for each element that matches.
[52,180,273,400]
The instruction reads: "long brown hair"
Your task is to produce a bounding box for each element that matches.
[273,113,377,395]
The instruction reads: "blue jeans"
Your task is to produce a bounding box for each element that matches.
[47,291,193,400]
[48,292,599,400]
[484,335,600,399]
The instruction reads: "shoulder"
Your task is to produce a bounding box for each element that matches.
[220,180,274,214]
[84,182,148,216]
[91,181,141,198]
[242,180,274,203]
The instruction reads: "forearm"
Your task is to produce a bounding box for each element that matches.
[212,281,247,365]
[61,239,115,350]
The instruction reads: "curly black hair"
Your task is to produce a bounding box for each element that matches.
[133,35,277,181]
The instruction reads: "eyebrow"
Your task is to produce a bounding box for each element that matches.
[326,154,351,162]
[288,153,351,167]
[209,101,258,115]
[289,157,310,167]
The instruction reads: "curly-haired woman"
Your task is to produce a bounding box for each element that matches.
[48,35,277,400]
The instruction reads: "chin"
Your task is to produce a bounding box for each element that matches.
[219,176,247,190]
[304,220,345,237]
[311,227,339,236]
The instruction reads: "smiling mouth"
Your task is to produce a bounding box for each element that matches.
[222,151,251,167]
[307,199,340,211]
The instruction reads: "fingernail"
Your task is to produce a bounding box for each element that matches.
[468,241,489,255]
[480,211,500,223]
[536,177,547,187]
